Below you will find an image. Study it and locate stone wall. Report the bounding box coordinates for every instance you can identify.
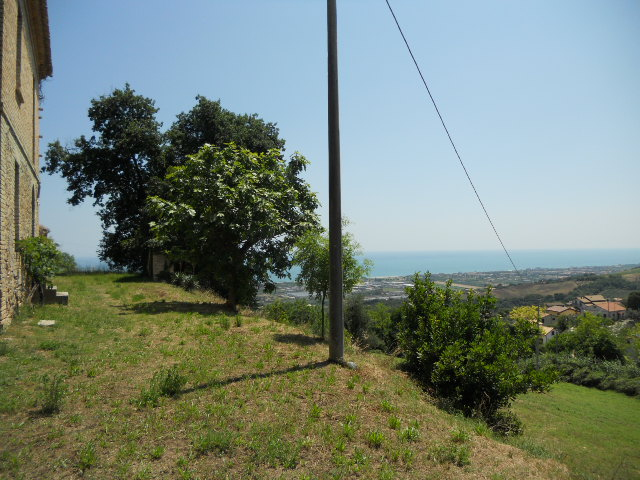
[0,0,50,327]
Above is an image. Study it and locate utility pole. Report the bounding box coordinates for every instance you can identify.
[327,0,345,365]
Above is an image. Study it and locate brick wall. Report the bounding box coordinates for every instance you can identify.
[0,0,47,327]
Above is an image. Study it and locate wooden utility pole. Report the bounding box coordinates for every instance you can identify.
[327,0,344,364]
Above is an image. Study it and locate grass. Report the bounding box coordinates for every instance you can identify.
[0,273,573,479]
[511,382,640,479]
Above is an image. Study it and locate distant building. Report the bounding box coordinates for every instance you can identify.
[575,295,626,320]
[540,325,558,344]
[0,0,52,327]
[541,305,578,327]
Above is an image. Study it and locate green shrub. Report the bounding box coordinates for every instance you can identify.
[38,373,66,414]
[78,442,97,472]
[397,273,557,422]
[262,299,321,330]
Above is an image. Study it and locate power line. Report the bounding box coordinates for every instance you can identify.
[384,0,522,278]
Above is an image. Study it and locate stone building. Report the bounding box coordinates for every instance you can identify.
[0,0,52,327]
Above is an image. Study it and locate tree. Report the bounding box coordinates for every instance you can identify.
[147,143,319,309]
[397,274,556,424]
[164,96,285,168]
[627,291,640,311]
[292,226,372,338]
[43,85,163,272]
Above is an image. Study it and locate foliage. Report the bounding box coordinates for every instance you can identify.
[344,295,370,341]
[170,272,200,292]
[17,236,64,301]
[509,305,543,324]
[292,225,372,337]
[56,251,77,275]
[397,273,557,421]
[366,303,399,353]
[627,291,640,310]
[545,313,624,361]
[529,353,640,396]
[262,299,322,328]
[37,373,66,414]
[164,95,285,167]
[44,85,163,272]
[148,143,319,309]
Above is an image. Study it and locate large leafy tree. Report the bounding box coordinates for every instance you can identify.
[147,143,319,309]
[44,85,163,271]
[164,95,285,167]
[292,226,372,338]
[397,274,556,424]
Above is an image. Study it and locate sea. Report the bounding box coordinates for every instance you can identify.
[75,248,640,279]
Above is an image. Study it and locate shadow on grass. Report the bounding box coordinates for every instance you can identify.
[115,274,153,283]
[120,301,231,316]
[182,360,331,395]
[273,333,324,346]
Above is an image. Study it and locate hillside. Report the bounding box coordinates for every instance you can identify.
[493,267,640,308]
[0,273,570,479]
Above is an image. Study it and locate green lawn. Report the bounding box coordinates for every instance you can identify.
[0,273,569,479]
[512,382,640,480]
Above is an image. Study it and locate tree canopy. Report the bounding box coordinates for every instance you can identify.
[164,96,285,168]
[292,226,372,338]
[44,84,163,271]
[147,143,319,309]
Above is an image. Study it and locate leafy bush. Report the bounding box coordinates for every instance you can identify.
[262,299,322,332]
[17,237,64,302]
[545,313,624,361]
[344,295,370,341]
[170,272,200,292]
[397,273,557,422]
[531,353,640,396]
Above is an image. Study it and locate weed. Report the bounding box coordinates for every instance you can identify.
[309,403,322,420]
[379,463,395,480]
[429,443,471,466]
[131,293,145,302]
[399,426,419,443]
[0,341,9,356]
[137,365,187,407]
[78,442,97,472]
[235,316,243,327]
[347,376,357,389]
[380,399,395,412]
[138,327,151,337]
[335,438,346,452]
[450,428,470,443]
[38,373,66,414]
[193,429,234,455]
[365,430,385,448]
[388,416,401,430]
[38,340,61,351]
[150,446,165,460]
[353,447,369,465]
[219,316,231,330]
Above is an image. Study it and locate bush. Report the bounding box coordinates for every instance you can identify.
[170,272,200,292]
[262,299,322,331]
[397,273,557,422]
[344,295,370,341]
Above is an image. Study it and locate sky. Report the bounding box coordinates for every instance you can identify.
[39,0,640,260]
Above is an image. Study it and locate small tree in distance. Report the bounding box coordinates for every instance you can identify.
[292,224,372,339]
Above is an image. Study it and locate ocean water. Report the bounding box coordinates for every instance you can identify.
[75,248,640,279]
[358,249,640,278]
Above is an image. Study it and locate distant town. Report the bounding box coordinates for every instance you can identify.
[259,263,639,305]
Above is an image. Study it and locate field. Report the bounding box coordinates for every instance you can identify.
[511,383,640,480]
[0,273,570,479]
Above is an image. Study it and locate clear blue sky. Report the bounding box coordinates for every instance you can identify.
[40,0,640,259]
